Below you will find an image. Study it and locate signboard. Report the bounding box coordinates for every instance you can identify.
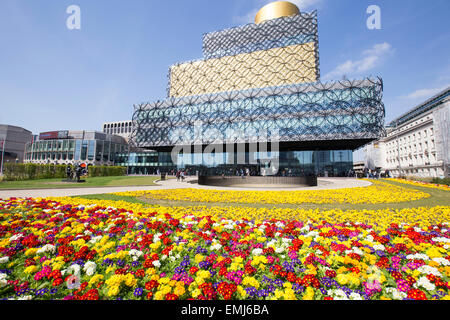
[39,131,69,140]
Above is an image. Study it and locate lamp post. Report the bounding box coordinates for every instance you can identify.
[0,139,5,176]
[395,120,403,177]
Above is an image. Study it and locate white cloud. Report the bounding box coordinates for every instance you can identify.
[233,0,322,25]
[323,42,393,80]
[401,84,450,100]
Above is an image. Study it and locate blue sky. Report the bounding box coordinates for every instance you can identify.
[0,0,449,160]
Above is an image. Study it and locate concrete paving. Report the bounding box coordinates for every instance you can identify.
[0,177,372,199]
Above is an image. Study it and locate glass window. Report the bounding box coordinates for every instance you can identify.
[88,140,95,161]
[81,140,88,161]
[96,140,103,161]
[74,140,82,160]
[103,141,110,162]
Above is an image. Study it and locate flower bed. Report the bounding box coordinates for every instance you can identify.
[1,197,449,300]
[114,180,430,205]
[387,179,450,191]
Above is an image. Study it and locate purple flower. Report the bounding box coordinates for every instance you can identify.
[134,288,143,297]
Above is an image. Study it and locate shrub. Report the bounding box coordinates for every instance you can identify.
[88,166,126,177]
[1,164,126,181]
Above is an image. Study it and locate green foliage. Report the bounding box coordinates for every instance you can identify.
[2,163,126,181]
[404,175,450,186]
[431,177,450,186]
[87,166,127,177]
[3,163,66,181]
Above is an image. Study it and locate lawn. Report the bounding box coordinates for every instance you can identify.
[0,175,162,190]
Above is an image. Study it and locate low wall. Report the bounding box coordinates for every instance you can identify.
[198,175,318,187]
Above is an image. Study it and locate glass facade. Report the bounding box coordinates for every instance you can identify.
[24,139,128,164]
[119,150,353,177]
[130,7,384,180]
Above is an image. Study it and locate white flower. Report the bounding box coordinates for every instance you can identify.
[0,273,7,287]
[414,276,436,291]
[432,257,450,266]
[83,261,97,276]
[67,264,81,276]
[129,249,143,261]
[210,243,222,251]
[432,237,450,243]
[89,236,102,244]
[417,265,442,277]
[306,231,319,238]
[352,247,364,256]
[161,255,167,261]
[275,247,284,254]
[406,253,429,261]
[0,256,9,264]
[152,260,161,268]
[373,244,385,251]
[252,248,263,256]
[37,244,56,254]
[300,225,310,232]
[9,233,24,242]
[349,292,363,300]
[16,295,33,300]
[327,289,349,300]
[385,287,407,300]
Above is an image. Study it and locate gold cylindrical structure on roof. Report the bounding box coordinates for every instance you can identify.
[255,1,300,24]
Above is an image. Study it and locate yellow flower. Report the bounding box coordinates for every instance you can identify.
[24,265,38,274]
[124,274,137,287]
[194,254,204,263]
[336,274,349,285]
[108,285,120,297]
[89,274,104,287]
[25,248,38,256]
[302,287,315,300]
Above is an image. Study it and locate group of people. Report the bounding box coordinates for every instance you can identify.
[362,168,390,179]
[175,170,187,182]
[65,164,85,182]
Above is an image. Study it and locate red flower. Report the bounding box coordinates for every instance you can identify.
[145,280,159,291]
[189,266,199,275]
[135,269,145,278]
[407,289,427,300]
[325,270,337,278]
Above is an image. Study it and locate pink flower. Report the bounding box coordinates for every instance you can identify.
[66,275,80,290]
[396,279,410,293]
[288,251,298,260]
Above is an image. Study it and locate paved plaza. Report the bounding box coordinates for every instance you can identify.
[0,177,372,199]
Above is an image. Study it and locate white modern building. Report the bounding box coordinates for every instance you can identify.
[24,130,128,166]
[102,121,133,142]
[364,86,449,178]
